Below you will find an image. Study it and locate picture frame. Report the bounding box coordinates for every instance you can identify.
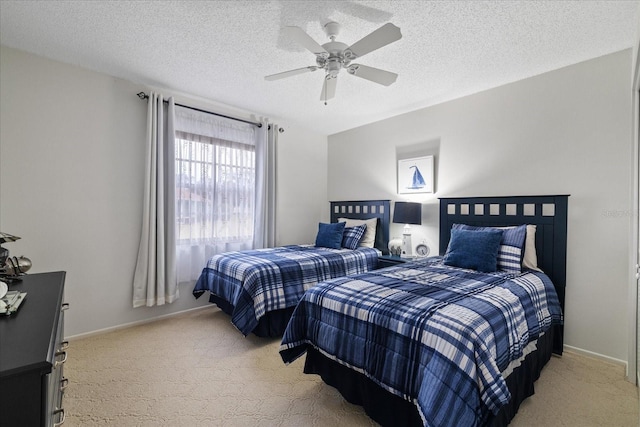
[397,155,434,194]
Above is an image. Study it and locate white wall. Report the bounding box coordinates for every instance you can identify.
[0,45,328,337]
[275,124,328,245]
[328,50,633,363]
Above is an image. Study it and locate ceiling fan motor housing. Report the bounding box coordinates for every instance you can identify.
[322,41,351,75]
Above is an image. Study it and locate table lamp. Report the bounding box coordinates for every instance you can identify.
[392,202,422,257]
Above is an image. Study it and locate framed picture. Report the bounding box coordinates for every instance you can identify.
[397,155,434,194]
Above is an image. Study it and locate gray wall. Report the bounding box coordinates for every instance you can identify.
[0,45,328,337]
[328,50,633,363]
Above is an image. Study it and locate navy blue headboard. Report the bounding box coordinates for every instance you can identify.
[330,200,390,254]
[439,195,569,354]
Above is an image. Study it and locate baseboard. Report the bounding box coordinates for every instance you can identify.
[564,344,628,368]
[66,305,213,341]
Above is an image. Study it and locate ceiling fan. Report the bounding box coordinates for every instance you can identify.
[265,21,402,103]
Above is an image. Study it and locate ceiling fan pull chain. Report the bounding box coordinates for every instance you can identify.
[324,79,328,106]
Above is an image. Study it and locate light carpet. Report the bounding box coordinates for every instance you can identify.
[64,308,639,426]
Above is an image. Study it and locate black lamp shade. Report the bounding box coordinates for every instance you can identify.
[393,202,422,225]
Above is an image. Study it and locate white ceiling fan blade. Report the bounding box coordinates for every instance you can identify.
[347,64,398,86]
[320,76,337,102]
[283,26,329,57]
[265,66,318,81]
[344,23,402,60]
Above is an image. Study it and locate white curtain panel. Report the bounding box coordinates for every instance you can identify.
[173,106,262,284]
[253,123,278,249]
[132,93,178,307]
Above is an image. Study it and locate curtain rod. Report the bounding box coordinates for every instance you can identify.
[137,92,262,128]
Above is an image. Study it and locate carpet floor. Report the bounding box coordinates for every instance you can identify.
[64,307,639,426]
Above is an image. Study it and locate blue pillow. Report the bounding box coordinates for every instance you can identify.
[314,222,346,249]
[452,224,527,273]
[443,228,504,273]
[341,224,367,250]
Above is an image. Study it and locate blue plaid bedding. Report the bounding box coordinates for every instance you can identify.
[280,257,562,426]
[193,245,379,335]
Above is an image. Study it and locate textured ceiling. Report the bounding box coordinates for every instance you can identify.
[0,1,638,135]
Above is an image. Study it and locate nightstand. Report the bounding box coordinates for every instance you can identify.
[377,255,414,269]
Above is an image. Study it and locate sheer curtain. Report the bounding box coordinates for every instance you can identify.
[174,106,267,284]
[132,93,178,307]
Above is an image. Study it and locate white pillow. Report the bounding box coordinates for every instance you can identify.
[523,224,542,272]
[338,217,378,248]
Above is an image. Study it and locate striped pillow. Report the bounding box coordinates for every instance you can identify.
[452,224,527,273]
[341,224,367,250]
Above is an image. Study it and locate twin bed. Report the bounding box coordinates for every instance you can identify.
[193,195,568,427]
[193,200,390,336]
[281,195,568,426]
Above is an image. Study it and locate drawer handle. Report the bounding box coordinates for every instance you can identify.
[61,303,70,311]
[60,377,69,391]
[53,408,65,426]
[54,350,67,368]
[59,340,69,351]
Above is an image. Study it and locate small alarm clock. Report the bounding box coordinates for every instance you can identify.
[415,242,430,257]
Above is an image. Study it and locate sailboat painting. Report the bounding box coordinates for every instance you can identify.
[397,155,434,194]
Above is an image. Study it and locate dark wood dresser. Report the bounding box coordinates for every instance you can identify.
[0,271,68,426]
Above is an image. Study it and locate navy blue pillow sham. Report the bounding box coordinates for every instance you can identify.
[443,228,504,273]
[314,222,346,249]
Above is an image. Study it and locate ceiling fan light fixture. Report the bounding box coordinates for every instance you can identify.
[327,59,341,76]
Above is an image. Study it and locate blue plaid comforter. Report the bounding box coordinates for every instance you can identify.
[280,257,562,426]
[193,245,379,335]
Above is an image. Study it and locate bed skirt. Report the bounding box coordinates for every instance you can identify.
[303,326,557,427]
[208,294,294,337]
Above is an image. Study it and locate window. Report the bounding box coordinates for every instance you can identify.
[173,105,260,284]
[175,131,255,244]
